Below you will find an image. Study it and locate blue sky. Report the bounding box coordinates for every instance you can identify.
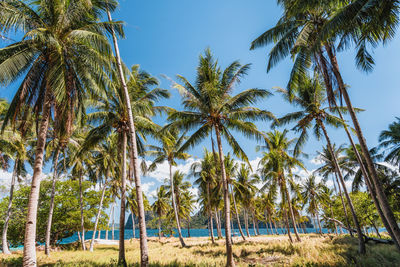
[1,0,400,201]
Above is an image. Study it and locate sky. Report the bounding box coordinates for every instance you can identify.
[1,0,400,206]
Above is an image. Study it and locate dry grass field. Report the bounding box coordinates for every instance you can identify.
[1,234,400,266]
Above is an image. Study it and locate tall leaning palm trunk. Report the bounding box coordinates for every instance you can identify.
[215,126,235,267]
[169,164,186,247]
[324,44,400,248]
[23,88,52,267]
[318,49,398,246]
[282,180,301,242]
[45,147,60,255]
[107,10,149,267]
[2,164,17,255]
[320,121,366,254]
[333,97,399,247]
[90,183,107,252]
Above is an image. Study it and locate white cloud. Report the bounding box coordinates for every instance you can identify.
[145,157,200,183]
[142,182,155,196]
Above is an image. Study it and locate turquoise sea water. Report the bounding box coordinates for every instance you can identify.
[60,227,334,244]
[8,227,347,251]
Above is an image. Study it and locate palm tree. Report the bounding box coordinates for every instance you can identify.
[148,129,190,247]
[301,175,324,234]
[82,64,167,263]
[224,154,246,241]
[126,185,150,242]
[191,149,218,244]
[181,190,196,238]
[0,1,119,264]
[233,164,259,237]
[164,171,192,238]
[251,0,400,248]
[379,118,400,167]
[167,49,274,266]
[88,137,118,252]
[1,113,31,255]
[152,186,170,239]
[258,130,303,243]
[259,184,278,235]
[315,144,353,234]
[273,75,365,252]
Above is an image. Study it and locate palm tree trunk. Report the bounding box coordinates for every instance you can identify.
[45,148,60,255]
[252,214,257,236]
[316,212,323,235]
[107,10,149,266]
[118,131,128,266]
[215,208,222,238]
[283,208,293,243]
[23,87,51,267]
[78,171,86,251]
[330,204,338,235]
[187,215,191,238]
[283,185,301,242]
[112,209,115,240]
[214,125,235,267]
[324,44,400,249]
[320,121,366,254]
[169,164,186,247]
[318,48,396,243]
[90,183,107,252]
[132,213,136,239]
[98,228,101,239]
[369,218,381,238]
[334,101,400,248]
[334,173,352,236]
[106,201,114,240]
[272,220,278,235]
[302,222,307,234]
[244,210,250,237]
[2,164,17,255]
[207,184,215,244]
[158,217,162,240]
[264,213,270,235]
[230,185,246,241]
[209,212,215,244]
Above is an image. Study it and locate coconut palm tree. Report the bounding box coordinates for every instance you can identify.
[181,190,196,238]
[88,137,119,252]
[126,186,150,239]
[233,164,259,237]
[82,64,167,263]
[315,144,353,234]
[152,186,170,239]
[258,130,304,243]
[273,75,365,252]
[224,154,246,241]
[147,129,190,247]
[259,184,278,235]
[1,113,32,255]
[301,175,324,234]
[0,1,119,264]
[191,149,218,243]
[251,0,400,248]
[164,171,192,238]
[379,118,400,167]
[167,49,274,266]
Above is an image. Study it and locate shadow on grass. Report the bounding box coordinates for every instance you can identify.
[1,258,209,267]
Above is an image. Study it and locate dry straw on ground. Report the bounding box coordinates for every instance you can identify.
[1,234,400,266]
